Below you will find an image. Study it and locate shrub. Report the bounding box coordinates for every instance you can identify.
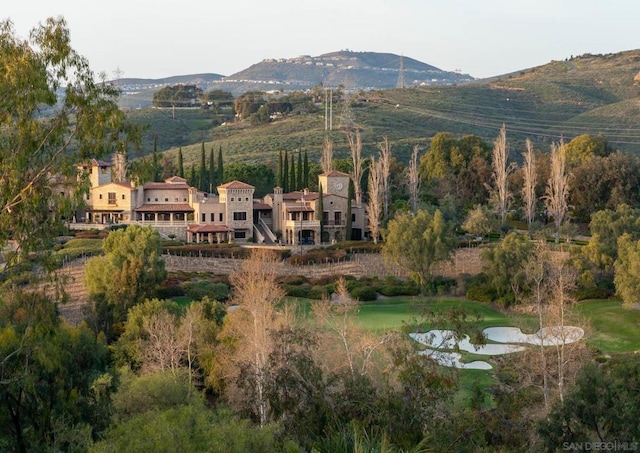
[181,280,230,301]
[156,285,185,300]
[279,275,308,286]
[466,285,496,303]
[349,286,378,301]
[284,283,312,298]
[431,276,457,295]
[308,285,329,300]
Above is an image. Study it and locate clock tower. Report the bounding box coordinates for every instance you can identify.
[319,170,350,197]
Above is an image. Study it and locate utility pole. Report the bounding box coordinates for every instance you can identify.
[397,54,405,89]
[325,88,333,130]
[299,196,305,254]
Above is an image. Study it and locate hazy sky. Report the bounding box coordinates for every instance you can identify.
[5,1,639,80]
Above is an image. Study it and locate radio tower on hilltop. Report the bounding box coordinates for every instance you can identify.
[397,54,406,89]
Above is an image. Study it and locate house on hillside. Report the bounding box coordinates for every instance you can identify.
[75,160,366,245]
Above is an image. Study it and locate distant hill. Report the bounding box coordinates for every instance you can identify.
[124,49,640,165]
[215,50,472,93]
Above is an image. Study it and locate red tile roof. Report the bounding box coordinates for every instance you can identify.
[283,191,319,201]
[319,170,349,177]
[218,180,254,190]
[143,182,190,190]
[134,204,194,212]
[252,203,272,210]
[286,206,315,212]
[188,224,234,233]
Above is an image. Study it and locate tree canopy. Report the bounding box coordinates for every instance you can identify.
[382,209,456,293]
[0,17,123,262]
[85,225,166,332]
[152,84,203,108]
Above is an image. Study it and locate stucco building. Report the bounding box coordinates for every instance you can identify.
[76,160,366,245]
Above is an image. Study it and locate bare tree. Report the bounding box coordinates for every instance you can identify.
[377,136,392,223]
[367,156,383,244]
[320,136,334,173]
[544,141,570,243]
[312,278,389,381]
[346,129,364,205]
[339,92,356,131]
[178,302,204,394]
[487,124,516,230]
[546,252,582,406]
[519,244,588,413]
[217,249,289,427]
[407,145,422,213]
[521,139,537,236]
[141,310,182,376]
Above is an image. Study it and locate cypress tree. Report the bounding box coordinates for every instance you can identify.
[289,152,296,193]
[152,136,160,182]
[346,179,353,241]
[303,150,309,189]
[209,146,215,193]
[178,148,184,178]
[277,150,283,188]
[318,183,324,244]
[283,152,289,192]
[297,149,303,190]
[217,146,224,184]
[189,165,197,187]
[199,143,207,191]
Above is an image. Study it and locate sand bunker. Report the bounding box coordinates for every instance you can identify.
[483,326,584,346]
[410,326,585,370]
[410,330,525,355]
[417,348,493,370]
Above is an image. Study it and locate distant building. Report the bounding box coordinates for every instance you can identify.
[75,161,366,245]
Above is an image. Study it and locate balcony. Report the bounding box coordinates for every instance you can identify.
[284,219,321,230]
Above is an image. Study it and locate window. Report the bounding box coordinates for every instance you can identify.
[183,198,187,202]
[233,212,247,221]
[147,197,151,202]
[201,213,206,222]
[323,211,329,222]
[121,194,125,200]
[210,213,215,221]
[234,231,246,239]
[164,198,168,202]
[99,194,103,200]
[155,198,158,202]
[230,197,234,202]
[334,212,342,224]
[245,197,249,201]
[108,193,116,205]
[352,213,356,222]
[219,213,223,222]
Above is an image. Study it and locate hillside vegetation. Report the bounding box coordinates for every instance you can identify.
[125,50,640,168]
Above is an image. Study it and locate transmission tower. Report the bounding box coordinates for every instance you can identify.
[396,54,406,89]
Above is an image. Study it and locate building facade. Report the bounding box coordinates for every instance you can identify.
[76,161,366,245]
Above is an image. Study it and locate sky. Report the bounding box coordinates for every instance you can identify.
[5,0,640,80]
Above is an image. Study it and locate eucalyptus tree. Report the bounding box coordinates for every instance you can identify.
[0,17,123,266]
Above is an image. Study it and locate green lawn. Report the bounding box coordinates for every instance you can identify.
[283,296,640,356]
[575,299,640,354]
[355,297,527,332]
[343,296,640,355]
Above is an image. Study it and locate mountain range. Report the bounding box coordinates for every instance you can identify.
[117,50,472,106]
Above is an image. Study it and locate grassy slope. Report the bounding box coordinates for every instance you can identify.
[126,50,640,169]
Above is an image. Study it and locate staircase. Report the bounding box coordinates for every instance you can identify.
[255,220,277,244]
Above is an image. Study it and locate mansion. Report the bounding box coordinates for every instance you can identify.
[75,159,366,246]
